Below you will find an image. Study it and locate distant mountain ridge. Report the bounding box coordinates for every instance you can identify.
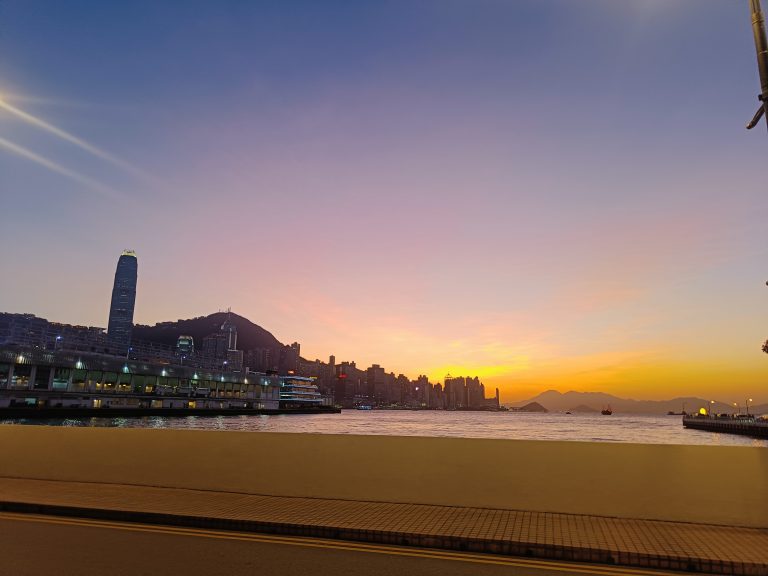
[509,390,768,415]
[511,401,548,413]
[569,404,598,413]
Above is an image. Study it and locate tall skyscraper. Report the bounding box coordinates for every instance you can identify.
[107,250,138,352]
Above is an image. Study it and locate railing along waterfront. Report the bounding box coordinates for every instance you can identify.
[683,414,768,438]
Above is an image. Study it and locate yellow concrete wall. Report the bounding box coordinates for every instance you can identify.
[0,426,766,527]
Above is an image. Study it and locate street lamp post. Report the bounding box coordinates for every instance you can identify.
[747,397,753,415]
[710,400,716,418]
[747,0,768,130]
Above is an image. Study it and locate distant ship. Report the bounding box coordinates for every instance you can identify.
[601,405,613,415]
[668,402,687,416]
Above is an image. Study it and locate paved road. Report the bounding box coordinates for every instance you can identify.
[0,513,697,576]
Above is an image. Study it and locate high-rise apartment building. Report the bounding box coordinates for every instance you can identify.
[366,364,387,403]
[107,250,138,351]
[202,332,228,359]
[279,342,301,374]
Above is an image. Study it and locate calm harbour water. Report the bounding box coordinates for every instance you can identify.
[3,410,767,447]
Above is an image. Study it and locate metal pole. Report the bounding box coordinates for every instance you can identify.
[747,0,768,130]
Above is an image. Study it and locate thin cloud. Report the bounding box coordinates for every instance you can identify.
[0,136,123,199]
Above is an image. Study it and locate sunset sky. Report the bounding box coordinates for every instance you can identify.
[0,1,766,403]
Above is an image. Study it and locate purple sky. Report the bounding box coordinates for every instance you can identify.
[0,1,766,401]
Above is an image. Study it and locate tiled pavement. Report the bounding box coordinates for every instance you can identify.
[1,477,766,575]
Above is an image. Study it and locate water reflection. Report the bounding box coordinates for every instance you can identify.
[1,411,766,447]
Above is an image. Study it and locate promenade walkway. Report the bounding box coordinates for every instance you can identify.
[1,477,766,575]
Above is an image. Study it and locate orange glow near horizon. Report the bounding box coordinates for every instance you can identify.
[409,348,767,404]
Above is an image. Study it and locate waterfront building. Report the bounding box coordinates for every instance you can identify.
[0,313,109,354]
[444,375,464,409]
[442,375,498,410]
[366,364,386,403]
[414,375,430,408]
[334,371,349,407]
[467,376,484,408]
[0,313,50,347]
[334,361,364,407]
[433,382,446,409]
[0,344,283,413]
[395,373,410,405]
[107,250,138,352]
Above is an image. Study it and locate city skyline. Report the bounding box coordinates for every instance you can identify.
[2,247,765,406]
[1,1,767,402]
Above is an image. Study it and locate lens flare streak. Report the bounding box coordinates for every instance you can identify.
[0,136,123,199]
[0,97,148,180]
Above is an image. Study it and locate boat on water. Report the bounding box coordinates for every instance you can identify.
[279,375,327,409]
[668,402,687,416]
[601,405,613,415]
